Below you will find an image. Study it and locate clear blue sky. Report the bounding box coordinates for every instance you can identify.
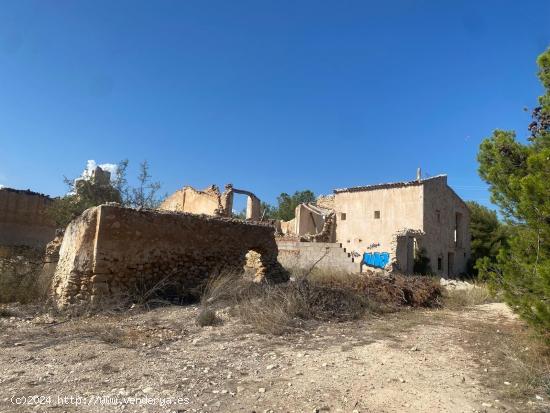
[1,1,548,210]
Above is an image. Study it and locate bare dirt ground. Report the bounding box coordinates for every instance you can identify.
[0,302,548,413]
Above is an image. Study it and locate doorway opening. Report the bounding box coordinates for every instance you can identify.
[225,186,261,220]
[447,252,454,277]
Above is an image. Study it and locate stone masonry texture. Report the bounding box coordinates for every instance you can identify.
[52,204,288,307]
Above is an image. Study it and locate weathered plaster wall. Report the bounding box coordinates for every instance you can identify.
[245,193,261,220]
[159,185,223,216]
[332,176,471,276]
[422,176,471,276]
[0,188,56,248]
[51,208,99,305]
[277,241,360,273]
[52,205,288,307]
[225,187,262,220]
[295,204,325,237]
[333,184,424,268]
[278,204,334,240]
[279,218,296,235]
[160,184,262,221]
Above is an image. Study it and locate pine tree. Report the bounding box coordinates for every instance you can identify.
[466,201,509,276]
[477,47,550,336]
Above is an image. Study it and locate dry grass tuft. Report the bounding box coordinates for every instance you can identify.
[198,270,443,335]
[442,284,496,310]
[196,307,221,327]
[235,285,300,335]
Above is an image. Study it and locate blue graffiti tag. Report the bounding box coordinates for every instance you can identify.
[362,252,390,269]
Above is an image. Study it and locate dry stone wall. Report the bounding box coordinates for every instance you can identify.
[0,245,45,302]
[0,188,58,302]
[52,205,288,307]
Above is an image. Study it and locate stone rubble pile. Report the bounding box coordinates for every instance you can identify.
[439,278,475,290]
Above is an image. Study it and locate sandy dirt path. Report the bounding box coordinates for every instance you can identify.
[0,302,547,413]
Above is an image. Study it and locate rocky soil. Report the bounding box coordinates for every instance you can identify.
[0,302,547,413]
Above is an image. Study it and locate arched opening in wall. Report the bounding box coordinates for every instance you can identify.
[228,188,261,221]
[231,193,250,219]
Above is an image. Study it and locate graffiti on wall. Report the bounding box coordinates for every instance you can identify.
[363,251,390,269]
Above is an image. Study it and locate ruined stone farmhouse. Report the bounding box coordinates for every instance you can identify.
[0,166,470,307]
[0,175,287,307]
[277,175,471,277]
[159,174,471,277]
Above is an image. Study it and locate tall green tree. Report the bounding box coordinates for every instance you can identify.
[477,47,550,335]
[260,201,277,220]
[466,201,509,276]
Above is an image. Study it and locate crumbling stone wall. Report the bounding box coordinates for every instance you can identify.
[52,204,288,307]
[278,218,296,235]
[277,203,335,242]
[225,185,261,220]
[243,250,263,276]
[161,183,262,221]
[0,245,45,302]
[160,185,225,216]
[316,194,335,210]
[0,236,62,304]
[0,188,58,302]
[38,232,64,294]
[0,188,56,248]
[300,212,335,243]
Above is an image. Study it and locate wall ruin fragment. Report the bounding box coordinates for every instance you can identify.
[0,188,58,302]
[224,185,261,220]
[276,202,335,242]
[0,188,56,248]
[160,183,262,221]
[52,204,288,307]
[160,185,226,216]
